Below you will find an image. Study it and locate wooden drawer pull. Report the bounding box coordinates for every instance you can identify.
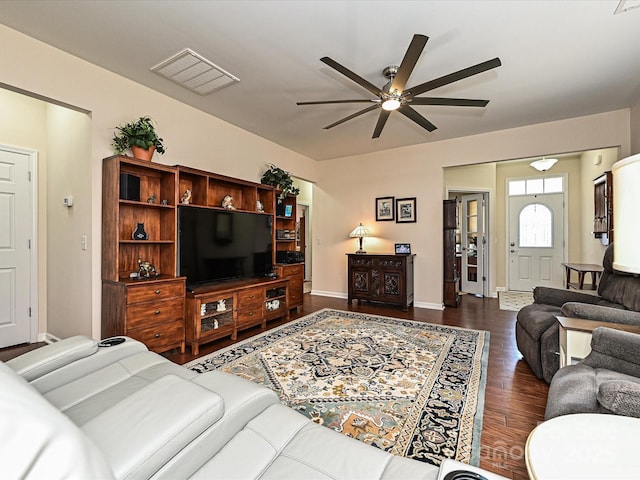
[249,312,254,316]
[155,289,161,295]
[155,310,161,315]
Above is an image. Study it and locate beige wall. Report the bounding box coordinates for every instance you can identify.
[0,23,635,335]
[313,111,630,308]
[46,104,93,338]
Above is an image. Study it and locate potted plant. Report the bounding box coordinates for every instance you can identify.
[260,164,300,203]
[112,116,166,161]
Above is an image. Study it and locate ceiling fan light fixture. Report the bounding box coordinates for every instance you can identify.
[382,97,401,111]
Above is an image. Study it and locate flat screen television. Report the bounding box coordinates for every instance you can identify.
[178,206,273,289]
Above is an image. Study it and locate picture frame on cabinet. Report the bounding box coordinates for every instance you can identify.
[395,243,411,254]
[376,196,395,221]
[396,197,417,223]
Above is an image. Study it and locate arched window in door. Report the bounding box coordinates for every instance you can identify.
[519,203,552,247]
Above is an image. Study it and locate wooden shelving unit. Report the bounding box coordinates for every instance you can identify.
[101,155,185,354]
[102,158,304,354]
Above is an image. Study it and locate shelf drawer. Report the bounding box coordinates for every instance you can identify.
[128,319,184,352]
[237,288,263,308]
[282,264,304,277]
[127,280,184,304]
[237,306,263,328]
[126,297,184,329]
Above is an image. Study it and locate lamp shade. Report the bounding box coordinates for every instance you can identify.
[349,223,370,254]
[612,153,640,273]
[530,158,558,172]
[349,223,370,238]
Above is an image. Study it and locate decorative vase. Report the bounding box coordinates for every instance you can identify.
[132,222,149,240]
[131,145,155,161]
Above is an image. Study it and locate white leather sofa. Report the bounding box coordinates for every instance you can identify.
[1,335,504,480]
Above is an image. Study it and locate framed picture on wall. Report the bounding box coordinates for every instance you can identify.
[376,196,395,221]
[396,197,417,223]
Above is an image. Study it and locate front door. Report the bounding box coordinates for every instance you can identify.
[461,193,486,296]
[0,146,36,348]
[508,193,564,291]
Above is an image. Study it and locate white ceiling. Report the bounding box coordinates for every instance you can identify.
[1,1,639,161]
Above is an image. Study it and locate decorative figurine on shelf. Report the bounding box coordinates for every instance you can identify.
[147,193,157,204]
[137,258,158,278]
[161,199,168,205]
[222,195,236,210]
[217,299,227,312]
[181,189,192,205]
[256,200,264,213]
[132,222,149,240]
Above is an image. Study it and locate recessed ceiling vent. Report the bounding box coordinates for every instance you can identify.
[151,48,239,95]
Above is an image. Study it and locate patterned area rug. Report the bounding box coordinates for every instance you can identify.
[498,290,534,311]
[186,308,489,467]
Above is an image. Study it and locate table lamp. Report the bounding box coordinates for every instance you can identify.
[349,223,370,254]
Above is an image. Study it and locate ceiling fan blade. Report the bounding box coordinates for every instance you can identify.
[390,34,428,94]
[410,97,489,107]
[297,99,376,105]
[405,57,502,98]
[323,104,379,130]
[372,110,391,138]
[398,105,437,132]
[320,56,384,97]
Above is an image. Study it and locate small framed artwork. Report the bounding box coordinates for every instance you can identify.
[396,197,417,223]
[375,196,395,221]
[395,243,411,255]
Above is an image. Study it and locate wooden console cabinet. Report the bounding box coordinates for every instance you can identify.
[185,278,289,355]
[346,254,415,311]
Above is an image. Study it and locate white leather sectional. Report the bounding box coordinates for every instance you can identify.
[1,335,504,480]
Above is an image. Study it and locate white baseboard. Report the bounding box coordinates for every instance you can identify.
[310,291,444,311]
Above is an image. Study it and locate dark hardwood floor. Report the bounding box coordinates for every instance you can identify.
[1,293,547,479]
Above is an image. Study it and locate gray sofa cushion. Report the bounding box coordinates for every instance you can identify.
[597,380,640,418]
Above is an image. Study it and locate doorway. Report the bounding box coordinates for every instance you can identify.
[507,182,566,291]
[0,145,38,348]
[460,193,488,296]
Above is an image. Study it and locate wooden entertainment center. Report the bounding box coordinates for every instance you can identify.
[101,156,303,354]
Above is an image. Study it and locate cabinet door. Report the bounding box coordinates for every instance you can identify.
[375,259,405,302]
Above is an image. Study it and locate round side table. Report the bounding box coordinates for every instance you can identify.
[526,413,640,479]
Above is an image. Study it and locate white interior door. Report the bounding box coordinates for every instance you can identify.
[508,193,564,291]
[461,193,486,296]
[0,146,35,348]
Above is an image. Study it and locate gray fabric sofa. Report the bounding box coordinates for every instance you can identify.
[515,244,640,383]
[1,335,506,480]
[545,327,640,419]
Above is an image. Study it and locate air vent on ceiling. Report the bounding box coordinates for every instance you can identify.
[151,48,239,95]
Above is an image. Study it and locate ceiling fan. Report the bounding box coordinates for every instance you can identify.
[297,34,501,138]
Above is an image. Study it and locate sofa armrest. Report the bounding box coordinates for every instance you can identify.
[82,374,224,480]
[561,302,640,325]
[533,286,600,308]
[6,336,98,382]
[581,327,640,377]
[597,380,640,418]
